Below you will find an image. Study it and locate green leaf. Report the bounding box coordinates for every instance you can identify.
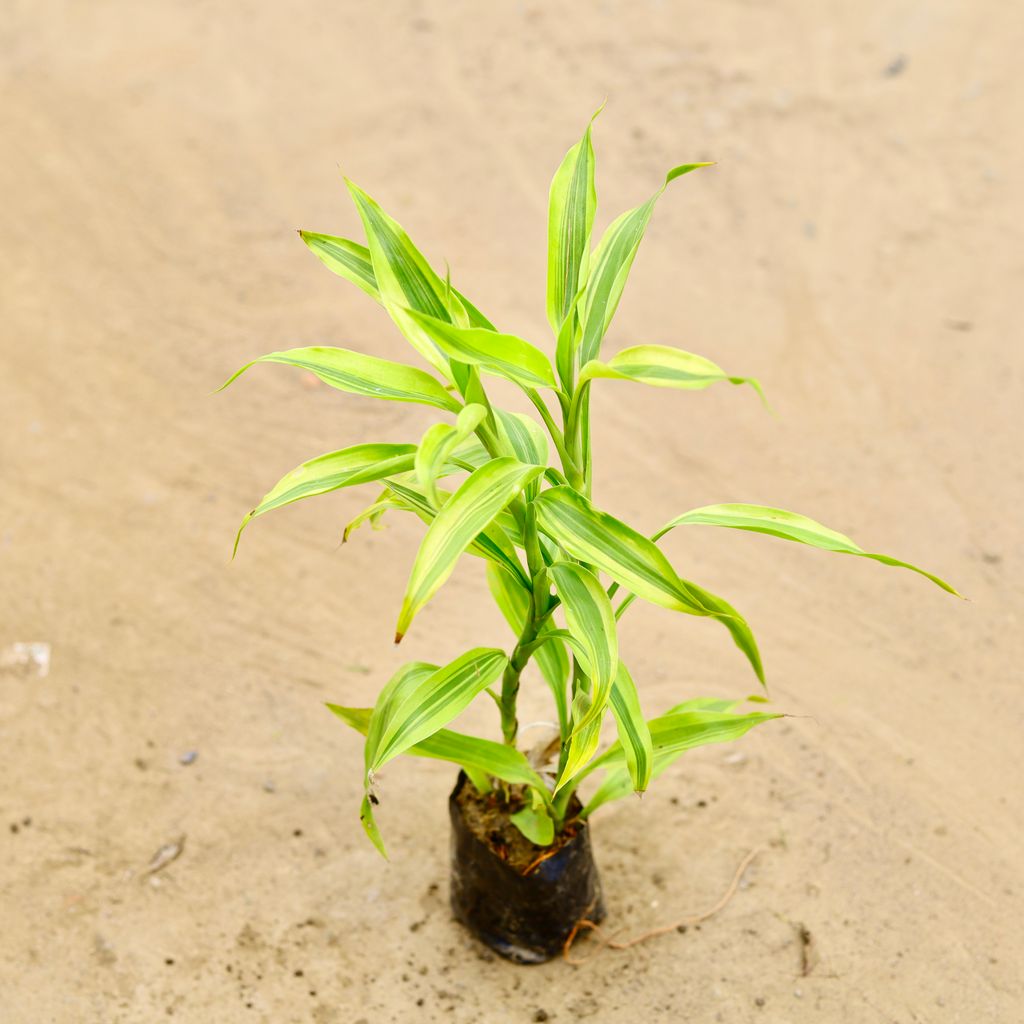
[327,702,549,793]
[555,286,585,393]
[359,794,387,857]
[550,562,617,692]
[370,648,509,771]
[510,802,555,846]
[581,708,781,816]
[533,487,711,617]
[299,231,380,300]
[580,163,712,365]
[486,563,570,738]
[342,492,402,543]
[678,577,765,688]
[534,486,764,685]
[218,346,460,412]
[608,662,653,794]
[666,696,743,714]
[345,179,463,377]
[655,503,961,596]
[549,562,618,769]
[234,443,417,556]
[547,112,599,333]
[453,290,497,331]
[362,661,438,775]
[396,459,544,640]
[415,404,488,506]
[579,344,765,403]
[495,410,549,467]
[299,230,494,329]
[555,686,605,794]
[384,477,531,590]
[404,309,558,391]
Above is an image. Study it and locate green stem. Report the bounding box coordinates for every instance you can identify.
[526,388,581,484]
[500,508,555,745]
[565,380,589,445]
[499,601,556,745]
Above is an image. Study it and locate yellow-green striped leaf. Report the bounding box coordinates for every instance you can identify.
[549,561,618,750]
[607,662,653,794]
[666,696,743,714]
[677,577,765,687]
[415,404,487,506]
[327,702,548,793]
[555,285,584,392]
[555,685,605,794]
[405,309,558,391]
[218,346,460,412]
[547,113,598,333]
[495,410,549,467]
[579,344,764,403]
[299,231,381,300]
[656,503,961,596]
[534,486,711,617]
[582,708,781,816]
[342,491,401,543]
[362,661,438,775]
[534,486,764,684]
[234,443,417,556]
[580,163,712,365]
[486,563,570,738]
[550,562,617,688]
[396,459,544,640]
[300,230,495,329]
[345,180,464,377]
[371,648,508,770]
[385,477,530,590]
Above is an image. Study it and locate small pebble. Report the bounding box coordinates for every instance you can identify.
[179,751,198,766]
[262,780,276,793]
[884,54,907,77]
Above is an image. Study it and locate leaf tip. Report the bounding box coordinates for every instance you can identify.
[665,161,716,184]
[231,512,254,561]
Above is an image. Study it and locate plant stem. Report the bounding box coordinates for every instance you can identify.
[499,630,535,746]
[500,511,555,745]
[526,388,581,485]
[499,601,557,744]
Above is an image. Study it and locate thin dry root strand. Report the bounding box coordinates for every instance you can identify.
[521,846,562,877]
[562,847,762,966]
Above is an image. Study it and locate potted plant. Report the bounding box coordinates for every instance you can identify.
[221,116,957,964]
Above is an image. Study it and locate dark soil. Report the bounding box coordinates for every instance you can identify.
[454,780,582,874]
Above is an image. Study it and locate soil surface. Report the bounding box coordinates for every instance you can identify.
[455,778,581,874]
[3,2,1023,1022]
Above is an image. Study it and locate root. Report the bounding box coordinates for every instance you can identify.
[562,847,762,965]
